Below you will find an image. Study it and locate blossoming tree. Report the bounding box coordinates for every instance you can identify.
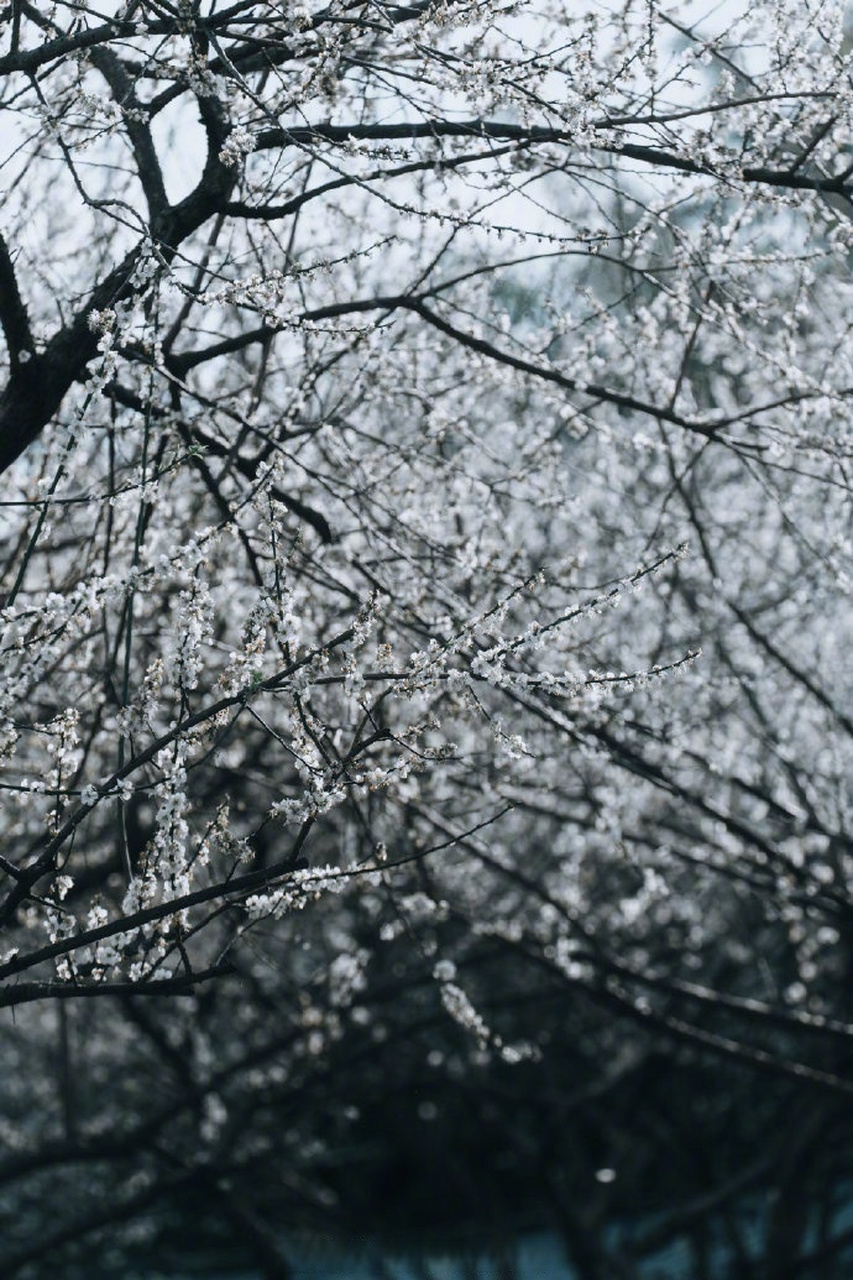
[2,0,853,1274]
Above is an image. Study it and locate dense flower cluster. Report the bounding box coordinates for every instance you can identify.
[1,0,853,1272]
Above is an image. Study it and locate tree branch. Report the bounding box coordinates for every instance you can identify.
[87,45,170,223]
[0,230,34,374]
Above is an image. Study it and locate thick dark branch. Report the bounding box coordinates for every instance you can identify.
[152,79,234,247]
[88,45,169,222]
[0,965,231,1009]
[254,119,853,201]
[10,0,22,52]
[0,248,139,475]
[170,322,280,372]
[0,230,34,373]
[0,84,234,477]
[254,118,577,151]
[0,17,176,76]
[0,820,314,984]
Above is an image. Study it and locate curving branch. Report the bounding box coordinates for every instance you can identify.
[87,45,169,223]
